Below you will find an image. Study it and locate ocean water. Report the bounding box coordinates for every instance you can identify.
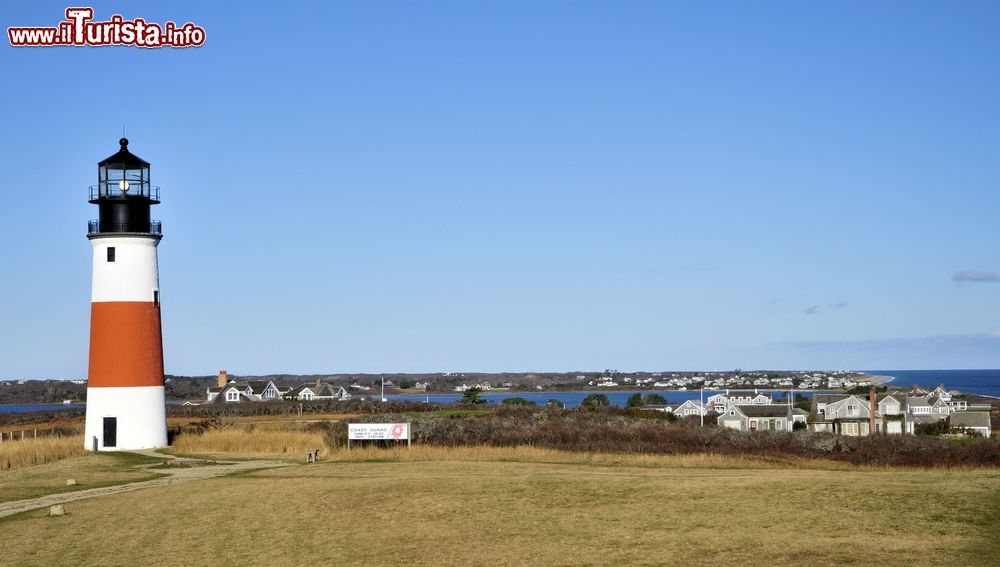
[866,369,1000,398]
[0,403,85,414]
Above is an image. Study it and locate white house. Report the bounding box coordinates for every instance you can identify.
[673,400,709,417]
[706,390,772,413]
[288,380,352,401]
[207,379,280,403]
[718,403,806,432]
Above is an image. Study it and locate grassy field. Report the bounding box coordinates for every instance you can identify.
[0,449,164,503]
[2,446,998,566]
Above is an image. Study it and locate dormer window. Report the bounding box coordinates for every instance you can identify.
[226,390,239,402]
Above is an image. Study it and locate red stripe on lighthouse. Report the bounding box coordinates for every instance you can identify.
[88,301,164,388]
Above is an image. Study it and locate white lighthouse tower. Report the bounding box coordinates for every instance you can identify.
[83,138,168,451]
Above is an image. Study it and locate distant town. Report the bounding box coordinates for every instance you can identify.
[1,369,884,405]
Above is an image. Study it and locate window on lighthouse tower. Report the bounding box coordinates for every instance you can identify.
[107,247,115,262]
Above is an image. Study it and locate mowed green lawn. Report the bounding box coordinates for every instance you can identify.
[3,453,999,566]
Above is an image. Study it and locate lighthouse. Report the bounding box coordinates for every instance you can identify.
[84,138,167,451]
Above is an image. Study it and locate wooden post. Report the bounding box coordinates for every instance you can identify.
[34,429,37,438]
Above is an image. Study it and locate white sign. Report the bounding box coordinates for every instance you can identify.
[348,423,410,441]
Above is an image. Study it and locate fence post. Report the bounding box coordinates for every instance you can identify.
[34,429,37,438]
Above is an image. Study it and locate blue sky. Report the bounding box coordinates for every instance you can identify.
[1,1,998,377]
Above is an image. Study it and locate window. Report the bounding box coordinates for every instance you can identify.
[729,410,735,416]
[776,421,784,430]
[153,290,159,307]
[225,390,239,402]
[107,247,116,262]
[847,405,857,415]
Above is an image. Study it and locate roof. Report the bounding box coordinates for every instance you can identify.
[736,405,793,417]
[244,380,273,395]
[950,412,991,429]
[210,387,253,404]
[877,393,906,404]
[812,394,847,404]
[98,138,149,168]
[907,397,931,407]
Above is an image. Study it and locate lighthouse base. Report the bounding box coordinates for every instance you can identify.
[84,386,168,451]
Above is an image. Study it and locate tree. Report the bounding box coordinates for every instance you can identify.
[626,392,644,408]
[461,387,486,404]
[546,399,565,409]
[501,397,535,406]
[644,393,667,405]
[580,393,610,412]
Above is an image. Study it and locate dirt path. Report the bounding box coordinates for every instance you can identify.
[0,450,290,519]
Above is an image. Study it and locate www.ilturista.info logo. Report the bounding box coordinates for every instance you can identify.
[8,7,205,48]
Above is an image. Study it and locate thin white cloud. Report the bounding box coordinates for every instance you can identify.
[953,271,1000,283]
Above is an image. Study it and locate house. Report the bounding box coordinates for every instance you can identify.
[205,370,281,403]
[706,390,772,413]
[673,400,708,417]
[876,393,907,434]
[718,403,806,432]
[809,394,879,435]
[287,380,352,401]
[808,386,973,436]
[207,380,281,403]
[949,412,991,437]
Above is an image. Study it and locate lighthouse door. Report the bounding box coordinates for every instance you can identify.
[103,417,118,448]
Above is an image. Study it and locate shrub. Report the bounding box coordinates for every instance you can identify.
[501,397,536,406]
[644,393,667,405]
[580,394,610,412]
[461,388,486,405]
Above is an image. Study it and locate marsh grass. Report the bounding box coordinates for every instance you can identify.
[0,432,86,471]
[168,426,327,459]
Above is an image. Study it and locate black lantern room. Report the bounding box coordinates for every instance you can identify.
[88,138,161,238]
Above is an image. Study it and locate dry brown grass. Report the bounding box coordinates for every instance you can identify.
[2,448,998,566]
[167,428,993,473]
[0,433,86,471]
[169,427,326,459]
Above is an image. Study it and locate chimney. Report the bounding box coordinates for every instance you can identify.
[912,384,919,395]
[869,385,877,436]
[218,370,228,388]
[315,378,321,388]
